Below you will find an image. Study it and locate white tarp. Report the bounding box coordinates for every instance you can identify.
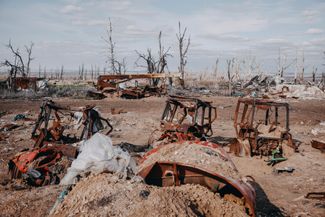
[60,133,136,185]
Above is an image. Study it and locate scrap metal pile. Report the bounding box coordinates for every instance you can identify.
[95,73,179,99]
[0,76,47,92]
[8,99,113,186]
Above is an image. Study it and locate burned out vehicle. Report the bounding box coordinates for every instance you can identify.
[96,73,175,98]
[8,99,113,186]
[233,98,298,160]
[31,99,113,147]
[148,95,217,145]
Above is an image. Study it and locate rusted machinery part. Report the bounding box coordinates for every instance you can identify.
[311,140,325,153]
[305,192,325,200]
[8,144,78,186]
[11,77,41,91]
[138,162,256,216]
[138,141,256,216]
[32,99,113,148]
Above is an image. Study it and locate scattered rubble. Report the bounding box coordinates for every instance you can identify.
[0,88,324,217]
[0,123,20,132]
[305,192,325,200]
[311,140,325,153]
[229,74,325,100]
[273,166,295,174]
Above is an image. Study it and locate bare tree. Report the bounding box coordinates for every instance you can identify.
[213,58,219,79]
[278,48,295,79]
[1,40,35,78]
[103,18,126,75]
[176,22,190,85]
[293,49,307,83]
[321,51,325,90]
[312,66,317,83]
[135,31,171,86]
[300,50,305,81]
[226,59,235,95]
[157,31,171,73]
[243,56,260,78]
[135,49,156,74]
[60,65,64,80]
[25,42,34,76]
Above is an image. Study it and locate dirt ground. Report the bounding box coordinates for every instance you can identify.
[0,96,324,217]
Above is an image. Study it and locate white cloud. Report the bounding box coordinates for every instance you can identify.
[60,5,83,14]
[305,28,324,34]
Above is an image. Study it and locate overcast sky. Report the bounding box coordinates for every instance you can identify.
[0,0,324,75]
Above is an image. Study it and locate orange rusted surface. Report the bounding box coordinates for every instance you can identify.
[138,140,256,216]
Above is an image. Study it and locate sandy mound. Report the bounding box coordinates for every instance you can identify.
[51,173,248,217]
[139,141,241,180]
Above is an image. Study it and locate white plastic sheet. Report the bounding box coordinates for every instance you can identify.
[60,133,136,185]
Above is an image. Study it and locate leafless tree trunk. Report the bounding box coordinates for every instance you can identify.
[226,59,234,95]
[277,48,295,80]
[214,59,219,79]
[135,31,171,86]
[79,64,84,80]
[300,50,305,82]
[103,18,126,75]
[135,49,156,74]
[312,66,317,83]
[157,31,171,74]
[25,42,34,76]
[176,22,190,86]
[60,65,64,80]
[1,40,35,78]
[38,64,41,78]
[43,67,47,78]
[91,65,94,80]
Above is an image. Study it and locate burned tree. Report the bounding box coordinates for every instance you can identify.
[25,42,34,76]
[321,51,325,91]
[135,49,156,74]
[213,58,219,79]
[135,31,171,86]
[226,59,235,95]
[1,40,35,90]
[312,66,317,83]
[277,48,295,79]
[103,19,126,75]
[156,31,171,74]
[1,40,34,78]
[176,22,190,85]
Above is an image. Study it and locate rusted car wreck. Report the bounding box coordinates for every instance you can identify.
[232,98,298,159]
[96,73,179,99]
[148,95,217,145]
